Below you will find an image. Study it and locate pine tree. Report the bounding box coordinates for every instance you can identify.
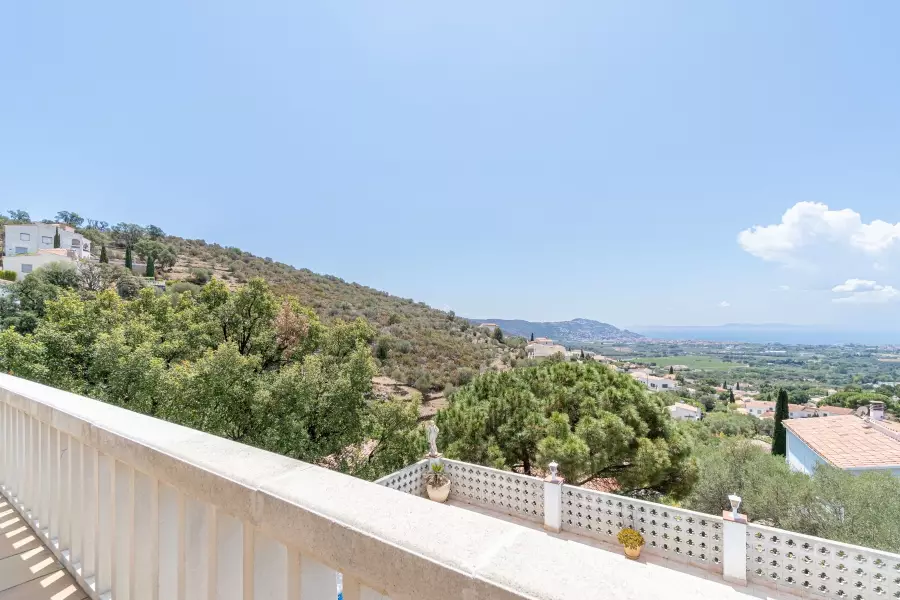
[145,255,155,277]
[125,246,133,270]
[99,244,108,263]
[772,388,790,457]
[669,366,674,375]
[53,228,60,248]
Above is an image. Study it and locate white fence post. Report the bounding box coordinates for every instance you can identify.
[542,462,563,533]
[721,495,747,586]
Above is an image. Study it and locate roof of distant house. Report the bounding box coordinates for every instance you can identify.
[669,402,700,414]
[784,416,900,469]
[743,400,808,413]
[478,323,498,327]
[815,405,856,416]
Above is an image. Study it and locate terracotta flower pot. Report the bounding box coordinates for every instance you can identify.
[624,546,642,560]
[427,481,450,503]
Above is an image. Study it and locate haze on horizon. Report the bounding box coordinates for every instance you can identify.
[3,2,900,328]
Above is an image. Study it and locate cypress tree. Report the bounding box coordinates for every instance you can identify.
[669,365,674,375]
[145,255,155,277]
[772,388,790,457]
[736,382,740,391]
[99,244,108,263]
[53,228,60,248]
[729,389,735,403]
[125,246,133,270]
[530,333,534,342]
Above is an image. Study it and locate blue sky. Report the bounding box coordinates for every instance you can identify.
[3,2,900,328]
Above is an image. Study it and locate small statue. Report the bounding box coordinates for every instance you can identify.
[426,421,439,456]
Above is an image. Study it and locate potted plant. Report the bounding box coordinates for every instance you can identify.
[426,462,450,502]
[617,527,645,560]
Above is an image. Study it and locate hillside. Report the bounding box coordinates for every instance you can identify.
[160,238,518,392]
[469,317,642,345]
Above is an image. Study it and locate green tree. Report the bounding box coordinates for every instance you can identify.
[145,255,155,278]
[736,382,740,391]
[145,224,165,239]
[99,244,108,263]
[772,388,789,456]
[530,333,534,342]
[437,361,696,497]
[493,327,503,342]
[729,389,735,403]
[6,210,30,222]
[53,228,61,248]
[124,247,133,270]
[55,211,85,228]
[112,223,145,249]
[669,365,674,375]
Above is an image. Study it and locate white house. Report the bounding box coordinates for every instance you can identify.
[2,248,79,278]
[743,400,854,419]
[667,402,701,421]
[526,341,567,359]
[4,223,91,259]
[785,405,900,477]
[630,371,679,392]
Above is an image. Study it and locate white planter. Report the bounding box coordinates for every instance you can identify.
[427,481,450,503]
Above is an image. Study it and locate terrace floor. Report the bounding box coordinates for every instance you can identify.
[0,500,87,600]
[445,499,802,600]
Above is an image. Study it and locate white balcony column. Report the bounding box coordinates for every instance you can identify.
[48,426,59,541]
[542,462,564,534]
[133,472,159,600]
[114,461,135,600]
[69,439,83,571]
[81,445,98,582]
[157,483,185,600]
[184,498,215,600]
[214,513,243,600]
[97,452,116,595]
[722,495,748,586]
[39,422,50,533]
[59,433,71,553]
[252,532,290,599]
[299,554,337,600]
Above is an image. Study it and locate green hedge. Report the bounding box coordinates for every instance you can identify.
[0,270,17,282]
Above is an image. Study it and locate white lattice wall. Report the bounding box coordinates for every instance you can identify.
[375,459,428,497]
[747,524,900,600]
[442,460,544,523]
[560,485,723,571]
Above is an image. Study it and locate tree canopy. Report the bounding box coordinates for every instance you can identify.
[436,361,697,498]
[0,275,424,480]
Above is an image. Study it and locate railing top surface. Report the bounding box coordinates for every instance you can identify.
[747,521,900,560]
[0,373,742,600]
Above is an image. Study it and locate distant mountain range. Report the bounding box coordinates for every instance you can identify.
[469,318,643,344]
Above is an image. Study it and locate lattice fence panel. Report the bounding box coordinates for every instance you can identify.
[561,485,722,572]
[375,459,428,497]
[747,524,900,600]
[442,460,544,523]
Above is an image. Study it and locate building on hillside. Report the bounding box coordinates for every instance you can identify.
[477,323,498,333]
[630,371,679,392]
[526,341,567,359]
[531,337,555,346]
[1,248,79,278]
[743,400,854,419]
[667,402,701,421]
[4,223,92,258]
[785,407,900,477]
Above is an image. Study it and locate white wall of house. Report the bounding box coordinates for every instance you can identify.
[2,252,77,277]
[785,429,826,476]
[668,404,701,421]
[4,224,91,258]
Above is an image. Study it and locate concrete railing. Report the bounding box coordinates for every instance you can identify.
[746,522,900,600]
[2,373,714,600]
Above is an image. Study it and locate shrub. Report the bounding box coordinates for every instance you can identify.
[617,528,645,548]
[0,270,16,282]
[189,268,212,285]
[170,281,201,294]
[115,275,144,299]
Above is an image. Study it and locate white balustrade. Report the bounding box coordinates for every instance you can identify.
[374,459,429,497]
[0,372,677,600]
[559,485,724,571]
[747,523,900,600]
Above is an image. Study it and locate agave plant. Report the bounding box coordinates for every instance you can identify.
[427,462,449,487]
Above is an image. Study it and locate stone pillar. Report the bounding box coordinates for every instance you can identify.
[722,509,748,585]
[543,462,564,533]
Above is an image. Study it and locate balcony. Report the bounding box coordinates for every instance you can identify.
[0,372,898,600]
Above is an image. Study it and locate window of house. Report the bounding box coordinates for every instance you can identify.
[71,239,81,248]
[42,236,53,245]
[19,233,30,241]
[21,264,33,274]
[14,247,28,254]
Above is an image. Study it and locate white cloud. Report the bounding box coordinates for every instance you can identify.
[831,279,900,304]
[832,279,879,293]
[777,285,790,291]
[718,300,731,308]
[738,202,900,265]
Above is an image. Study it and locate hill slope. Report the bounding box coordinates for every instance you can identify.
[161,238,513,391]
[469,318,642,345]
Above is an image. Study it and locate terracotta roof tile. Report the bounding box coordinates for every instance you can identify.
[785,416,900,469]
